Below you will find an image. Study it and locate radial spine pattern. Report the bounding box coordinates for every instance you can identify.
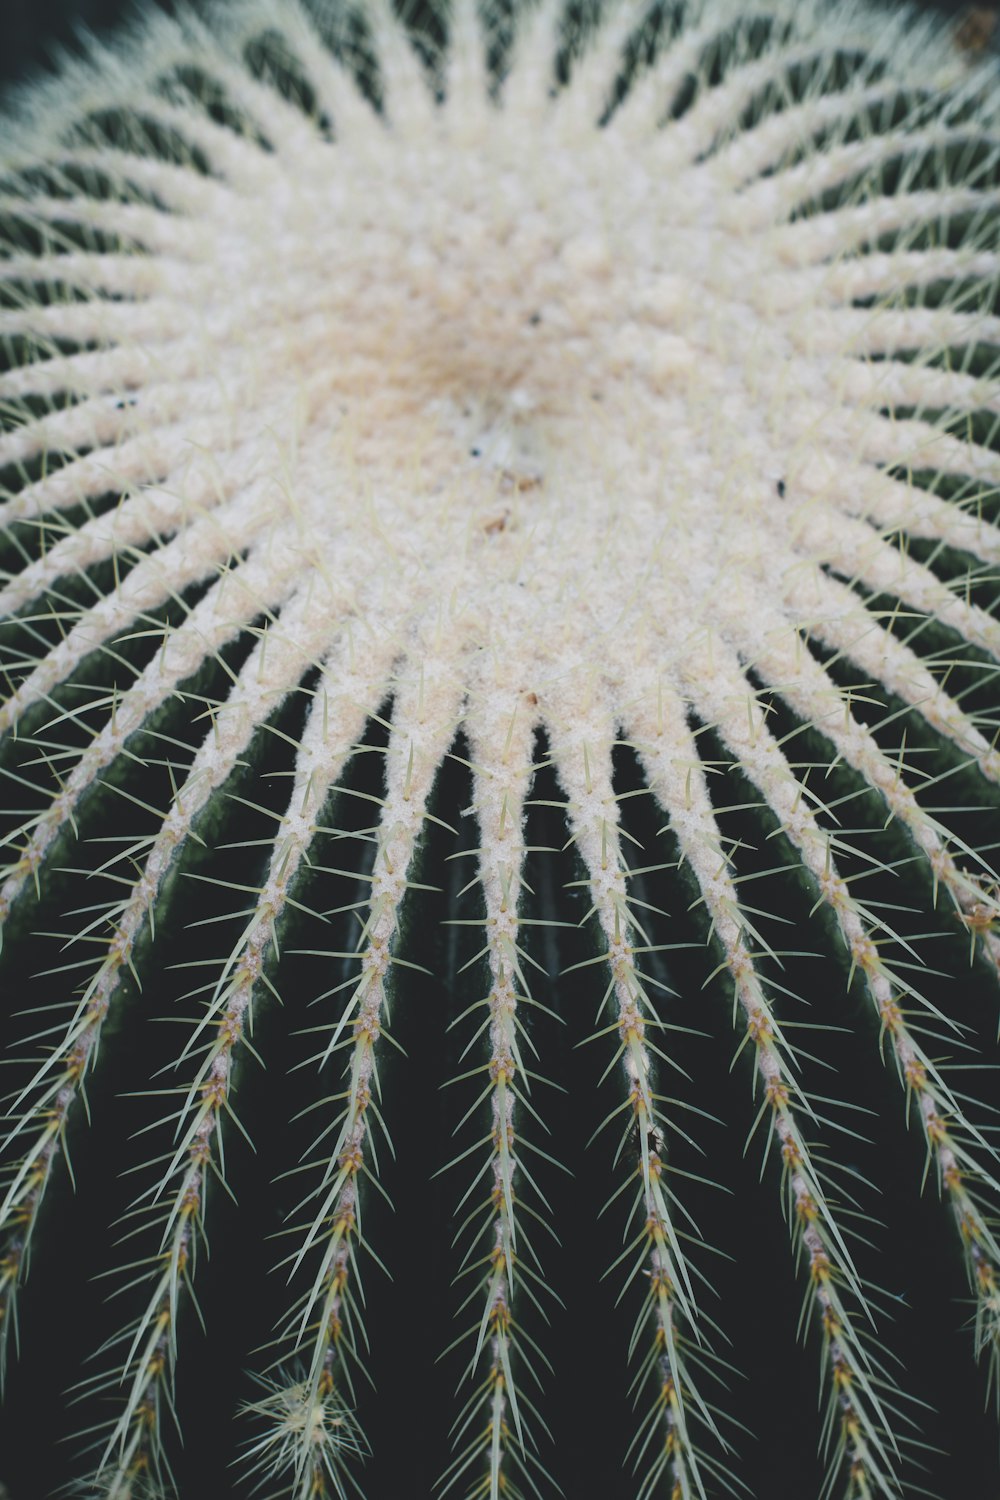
[1,1,1000,1497]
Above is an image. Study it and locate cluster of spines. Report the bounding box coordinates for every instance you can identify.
[264,649,467,1494]
[43,630,391,1496]
[437,692,554,1500]
[543,682,726,1500]
[634,644,1000,1489]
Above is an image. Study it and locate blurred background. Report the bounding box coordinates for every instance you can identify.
[0,0,987,91]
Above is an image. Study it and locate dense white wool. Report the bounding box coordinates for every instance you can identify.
[1,1,1000,1498]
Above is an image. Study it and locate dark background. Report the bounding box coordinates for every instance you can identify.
[0,0,984,90]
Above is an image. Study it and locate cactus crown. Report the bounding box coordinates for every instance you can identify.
[1,1,1000,1497]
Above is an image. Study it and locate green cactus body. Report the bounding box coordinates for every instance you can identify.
[1,2,999,1496]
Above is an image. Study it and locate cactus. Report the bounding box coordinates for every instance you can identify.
[1,0,1000,1496]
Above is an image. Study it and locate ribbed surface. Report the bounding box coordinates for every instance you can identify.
[1,3,999,1497]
